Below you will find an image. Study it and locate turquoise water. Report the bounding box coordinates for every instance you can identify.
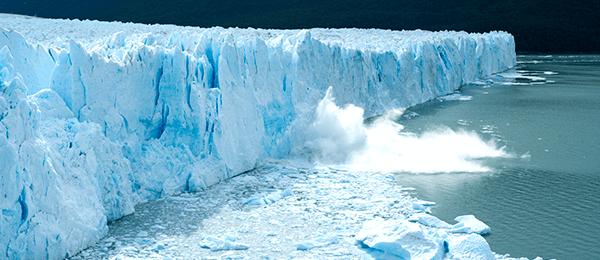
[397,55,600,259]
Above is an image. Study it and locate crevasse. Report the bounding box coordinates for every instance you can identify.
[0,16,515,259]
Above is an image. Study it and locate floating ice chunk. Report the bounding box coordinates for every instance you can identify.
[243,189,293,206]
[457,119,470,126]
[446,233,495,260]
[450,215,491,235]
[296,242,318,251]
[471,79,494,86]
[438,93,473,102]
[408,213,452,228]
[543,71,558,75]
[296,235,340,251]
[401,111,420,120]
[355,218,445,259]
[135,237,153,245]
[151,224,166,230]
[199,236,249,251]
[498,72,546,81]
[412,199,436,213]
[414,199,436,206]
[496,71,551,87]
[151,243,167,253]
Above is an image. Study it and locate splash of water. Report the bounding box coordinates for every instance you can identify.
[305,87,507,173]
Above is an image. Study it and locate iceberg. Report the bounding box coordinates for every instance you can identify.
[446,233,495,260]
[408,212,452,228]
[0,14,515,258]
[412,199,437,213]
[356,218,495,259]
[356,218,446,259]
[450,215,492,235]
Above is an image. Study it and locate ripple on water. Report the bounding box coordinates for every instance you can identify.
[398,167,600,259]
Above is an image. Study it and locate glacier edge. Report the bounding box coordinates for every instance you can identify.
[0,15,515,259]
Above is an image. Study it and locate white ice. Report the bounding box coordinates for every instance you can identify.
[356,215,497,259]
[199,236,249,251]
[356,218,446,259]
[450,215,492,235]
[408,213,452,228]
[446,233,495,259]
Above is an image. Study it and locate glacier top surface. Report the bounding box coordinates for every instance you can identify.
[0,13,509,54]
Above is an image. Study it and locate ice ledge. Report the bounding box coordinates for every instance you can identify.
[0,15,515,259]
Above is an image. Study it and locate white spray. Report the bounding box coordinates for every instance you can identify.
[305,87,507,173]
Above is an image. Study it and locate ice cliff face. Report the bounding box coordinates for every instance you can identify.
[0,15,516,258]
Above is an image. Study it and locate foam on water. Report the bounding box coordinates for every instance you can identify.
[306,87,507,173]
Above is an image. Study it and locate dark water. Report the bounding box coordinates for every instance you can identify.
[397,55,600,259]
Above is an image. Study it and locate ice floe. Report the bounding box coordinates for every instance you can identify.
[450,215,492,235]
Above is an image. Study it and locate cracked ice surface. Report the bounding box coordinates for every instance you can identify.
[71,161,415,259]
[71,161,523,259]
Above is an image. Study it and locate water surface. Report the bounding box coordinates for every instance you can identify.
[397,55,600,259]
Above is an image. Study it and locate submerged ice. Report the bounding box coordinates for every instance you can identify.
[0,14,515,258]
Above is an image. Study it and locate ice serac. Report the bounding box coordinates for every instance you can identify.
[0,15,516,258]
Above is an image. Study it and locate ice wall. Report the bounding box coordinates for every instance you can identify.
[0,15,516,258]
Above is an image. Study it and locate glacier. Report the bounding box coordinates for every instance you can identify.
[0,14,515,259]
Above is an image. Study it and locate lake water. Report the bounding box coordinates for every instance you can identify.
[397,55,600,259]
